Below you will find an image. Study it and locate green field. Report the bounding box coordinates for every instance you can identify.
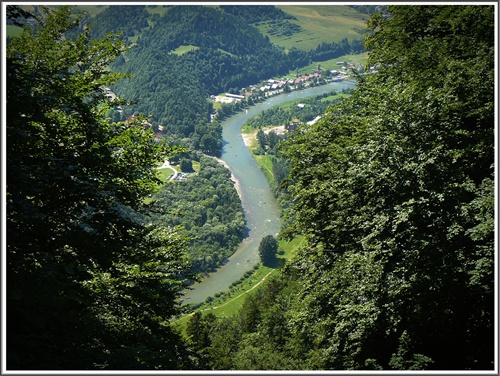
[6,24,23,38]
[254,154,276,184]
[72,5,108,17]
[171,44,200,56]
[321,92,350,102]
[156,166,174,182]
[145,5,170,16]
[174,235,304,333]
[258,5,368,51]
[295,51,370,75]
[157,160,201,177]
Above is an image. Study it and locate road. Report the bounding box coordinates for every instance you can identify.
[157,160,177,180]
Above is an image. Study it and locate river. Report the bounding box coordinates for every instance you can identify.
[184,80,357,304]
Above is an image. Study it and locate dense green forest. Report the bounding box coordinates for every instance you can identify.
[183,5,495,370]
[87,5,150,40]
[6,4,495,372]
[148,155,245,275]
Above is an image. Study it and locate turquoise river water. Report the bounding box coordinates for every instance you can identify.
[184,80,357,304]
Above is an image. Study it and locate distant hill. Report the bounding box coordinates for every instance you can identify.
[88,5,150,40]
[97,6,291,143]
[82,4,370,154]
[265,5,371,51]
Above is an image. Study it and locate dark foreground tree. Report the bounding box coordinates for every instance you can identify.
[7,6,194,370]
[280,5,494,370]
[258,235,278,267]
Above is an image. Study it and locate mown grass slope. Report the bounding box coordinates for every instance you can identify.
[174,235,304,335]
[259,5,369,51]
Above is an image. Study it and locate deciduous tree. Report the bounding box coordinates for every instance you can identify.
[7,6,193,369]
[280,5,494,370]
[258,235,278,266]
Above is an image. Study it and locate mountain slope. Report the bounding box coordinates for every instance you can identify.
[86,5,369,153]
[264,5,369,51]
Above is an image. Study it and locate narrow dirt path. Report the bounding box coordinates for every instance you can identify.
[157,160,177,180]
[197,269,275,313]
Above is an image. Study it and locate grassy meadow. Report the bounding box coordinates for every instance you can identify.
[295,51,370,76]
[171,45,200,56]
[260,5,368,51]
[174,235,304,333]
[6,24,23,38]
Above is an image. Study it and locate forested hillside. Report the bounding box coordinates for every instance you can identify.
[148,155,246,275]
[88,5,150,40]
[91,5,290,133]
[85,5,366,156]
[185,5,496,371]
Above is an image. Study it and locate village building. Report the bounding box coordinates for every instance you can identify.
[286,118,301,133]
[307,115,322,125]
[212,94,241,103]
[225,93,245,100]
[102,87,117,101]
[126,114,152,130]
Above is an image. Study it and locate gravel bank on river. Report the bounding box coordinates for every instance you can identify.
[212,156,242,199]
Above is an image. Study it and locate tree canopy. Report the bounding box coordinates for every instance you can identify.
[258,235,279,266]
[7,6,194,369]
[148,155,246,274]
[279,5,495,369]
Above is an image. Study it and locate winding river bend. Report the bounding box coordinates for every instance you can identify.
[184,80,357,304]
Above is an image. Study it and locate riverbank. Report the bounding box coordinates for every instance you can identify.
[241,132,253,147]
[211,156,242,199]
[174,235,304,333]
[183,80,357,305]
[241,125,286,148]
